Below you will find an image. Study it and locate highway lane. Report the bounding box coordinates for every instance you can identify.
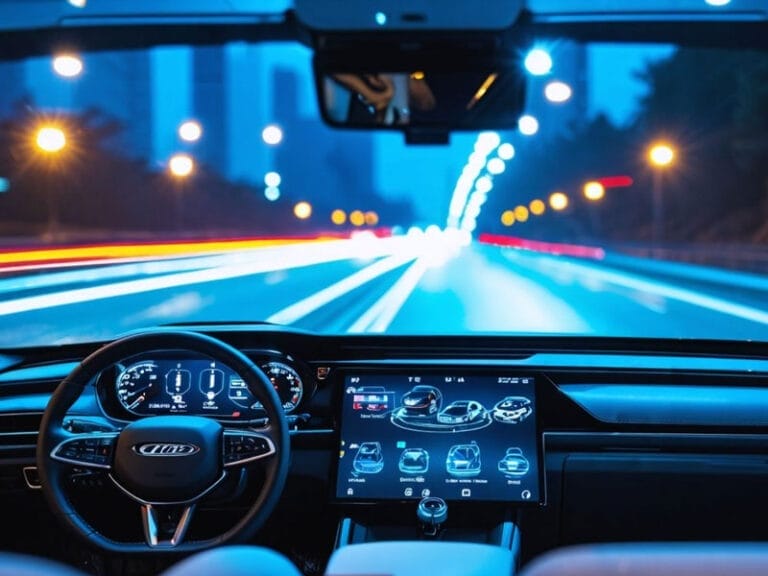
[383,244,768,338]
[1,236,768,347]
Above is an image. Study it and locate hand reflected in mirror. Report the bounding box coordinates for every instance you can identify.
[329,73,436,126]
[332,73,396,124]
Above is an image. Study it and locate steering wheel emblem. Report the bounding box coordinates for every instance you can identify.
[134,443,200,456]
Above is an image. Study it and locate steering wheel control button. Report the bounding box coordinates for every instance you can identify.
[51,434,118,469]
[223,431,275,466]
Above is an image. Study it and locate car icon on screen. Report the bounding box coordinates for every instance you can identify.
[398,448,429,474]
[446,442,481,477]
[437,400,486,425]
[400,385,442,416]
[352,442,384,474]
[492,396,532,423]
[497,447,530,477]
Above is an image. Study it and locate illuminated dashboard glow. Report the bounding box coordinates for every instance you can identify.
[113,358,303,419]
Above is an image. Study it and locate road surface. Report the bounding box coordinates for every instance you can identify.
[1,234,768,347]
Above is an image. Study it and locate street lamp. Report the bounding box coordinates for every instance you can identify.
[524,49,552,76]
[168,153,194,178]
[529,199,546,216]
[544,81,572,104]
[331,209,347,225]
[294,201,312,220]
[262,125,283,145]
[647,142,676,245]
[349,210,365,227]
[168,154,194,231]
[583,181,606,202]
[34,125,68,239]
[518,115,539,136]
[549,192,569,211]
[52,54,84,78]
[178,120,202,143]
[36,126,66,153]
[364,211,379,226]
[514,205,530,223]
[649,143,675,167]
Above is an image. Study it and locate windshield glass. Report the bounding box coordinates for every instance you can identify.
[1,39,767,346]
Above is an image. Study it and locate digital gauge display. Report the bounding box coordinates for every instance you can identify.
[114,358,304,419]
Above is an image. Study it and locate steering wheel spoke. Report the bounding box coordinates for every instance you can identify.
[50,432,120,470]
[222,429,276,467]
[141,503,195,548]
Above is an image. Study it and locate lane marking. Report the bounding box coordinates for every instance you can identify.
[506,251,768,326]
[347,258,429,333]
[266,253,417,325]
[0,238,416,317]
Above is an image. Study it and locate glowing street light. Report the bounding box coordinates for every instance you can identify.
[262,125,283,145]
[178,120,202,142]
[501,210,515,227]
[331,209,347,225]
[518,115,539,136]
[514,205,530,223]
[349,210,365,227]
[497,143,515,160]
[293,201,312,220]
[544,81,572,103]
[648,143,675,167]
[647,141,677,245]
[365,211,379,226]
[549,192,569,211]
[52,54,83,78]
[264,186,280,201]
[529,199,546,216]
[168,153,194,178]
[264,171,281,187]
[36,126,66,153]
[34,125,69,239]
[524,49,552,76]
[486,157,505,175]
[583,181,606,201]
[475,176,493,194]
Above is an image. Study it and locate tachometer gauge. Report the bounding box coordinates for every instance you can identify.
[261,362,304,413]
[116,361,160,412]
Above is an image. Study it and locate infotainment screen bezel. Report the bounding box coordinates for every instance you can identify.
[330,366,546,507]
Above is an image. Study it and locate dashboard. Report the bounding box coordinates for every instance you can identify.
[4,326,768,564]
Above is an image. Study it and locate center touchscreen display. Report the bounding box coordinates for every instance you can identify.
[336,373,540,503]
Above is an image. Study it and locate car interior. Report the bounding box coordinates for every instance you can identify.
[1,0,768,575]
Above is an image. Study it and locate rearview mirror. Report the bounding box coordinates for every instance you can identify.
[316,64,526,143]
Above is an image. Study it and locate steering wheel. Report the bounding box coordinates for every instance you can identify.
[36,331,290,553]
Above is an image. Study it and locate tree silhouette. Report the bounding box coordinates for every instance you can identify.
[482,46,768,247]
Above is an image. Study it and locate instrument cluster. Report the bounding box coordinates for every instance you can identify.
[97,352,310,422]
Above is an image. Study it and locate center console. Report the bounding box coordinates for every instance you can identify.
[331,370,542,572]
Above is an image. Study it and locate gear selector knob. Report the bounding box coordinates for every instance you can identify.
[417,496,448,537]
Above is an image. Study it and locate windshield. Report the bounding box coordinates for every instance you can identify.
[1,39,767,346]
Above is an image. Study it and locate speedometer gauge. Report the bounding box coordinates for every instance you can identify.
[261,362,303,413]
[116,361,160,412]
